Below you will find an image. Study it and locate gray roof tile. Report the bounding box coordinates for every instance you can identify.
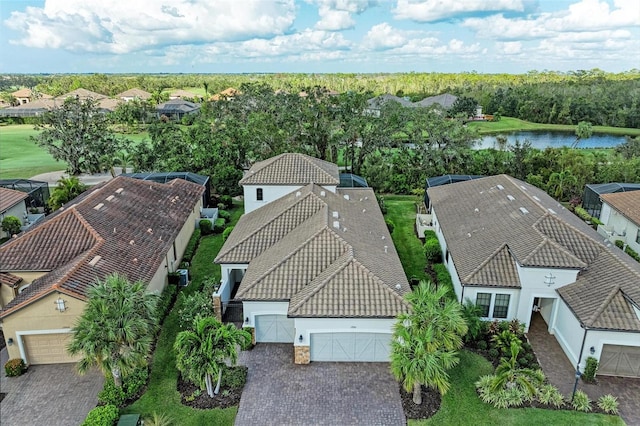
[239,153,339,185]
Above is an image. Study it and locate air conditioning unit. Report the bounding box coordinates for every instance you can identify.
[177,269,189,287]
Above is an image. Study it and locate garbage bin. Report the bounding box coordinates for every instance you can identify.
[178,269,189,287]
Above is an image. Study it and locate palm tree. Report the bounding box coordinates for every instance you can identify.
[546,169,577,200]
[391,281,468,404]
[174,317,251,397]
[490,341,545,397]
[113,151,133,174]
[68,273,158,387]
[48,176,87,210]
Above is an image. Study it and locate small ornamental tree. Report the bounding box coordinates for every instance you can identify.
[1,215,22,236]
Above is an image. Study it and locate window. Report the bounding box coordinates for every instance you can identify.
[256,188,263,201]
[476,293,491,317]
[493,294,510,319]
[636,229,640,244]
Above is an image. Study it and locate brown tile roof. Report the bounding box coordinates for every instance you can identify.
[57,88,108,100]
[170,89,198,98]
[218,183,409,318]
[239,153,340,186]
[0,176,204,317]
[0,272,22,288]
[0,187,28,214]
[11,88,32,98]
[116,88,152,100]
[428,174,640,332]
[601,191,640,226]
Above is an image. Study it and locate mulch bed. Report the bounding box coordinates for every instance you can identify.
[177,367,247,410]
[399,384,442,420]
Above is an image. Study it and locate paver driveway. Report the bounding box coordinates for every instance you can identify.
[235,344,406,426]
[0,349,104,426]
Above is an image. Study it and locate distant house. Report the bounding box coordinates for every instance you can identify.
[0,187,28,238]
[210,87,239,101]
[597,191,640,254]
[0,176,204,365]
[582,182,640,218]
[156,99,201,120]
[215,153,409,364]
[116,88,152,102]
[11,88,34,105]
[169,89,199,100]
[428,175,640,378]
[414,93,458,109]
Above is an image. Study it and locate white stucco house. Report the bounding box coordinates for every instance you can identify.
[597,191,640,255]
[215,153,409,364]
[0,187,29,238]
[427,175,640,378]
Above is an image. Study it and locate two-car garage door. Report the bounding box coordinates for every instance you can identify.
[310,332,391,362]
[599,344,640,378]
[22,333,81,365]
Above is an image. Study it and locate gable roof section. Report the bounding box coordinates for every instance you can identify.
[117,88,152,99]
[0,272,22,288]
[0,176,204,317]
[0,187,28,213]
[534,214,603,264]
[239,153,340,186]
[601,191,640,226]
[57,88,107,100]
[465,244,520,287]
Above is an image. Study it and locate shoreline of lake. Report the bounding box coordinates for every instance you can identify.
[476,130,628,150]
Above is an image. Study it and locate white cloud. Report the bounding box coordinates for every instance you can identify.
[4,0,296,54]
[362,23,409,50]
[497,41,522,55]
[308,0,377,30]
[393,0,526,22]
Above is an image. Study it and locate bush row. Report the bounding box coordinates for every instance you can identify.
[81,404,119,426]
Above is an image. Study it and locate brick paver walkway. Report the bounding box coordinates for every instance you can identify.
[527,313,640,425]
[0,348,104,426]
[235,344,406,426]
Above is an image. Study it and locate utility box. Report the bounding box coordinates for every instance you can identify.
[177,269,189,287]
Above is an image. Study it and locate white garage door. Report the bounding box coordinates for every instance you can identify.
[255,315,295,343]
[311,332,391,362]
[22,333,81,365]
[599,344,640,378]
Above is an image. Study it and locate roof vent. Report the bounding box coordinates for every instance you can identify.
[362,209,366,213]
[115,188,124,194]
[364,196,368,200]
[395,284,401,290]
[474,208,479,213]
[343,194,350,200]
[519,207,529,215]
[520,185,527,191]
[94,203,104,210]
[548,208,556,214]
[533,196,541,201]
[497,184,504,190]
[507,195,515,201]
[381,235,386,240]
[333,220,340,229]
[384,245,388,253]
[296,191,302,197]
[320,190,326,197]
[129,240,135,245]
[147,228,153,233]
[88,255,102,266]
[332,211,339,218]
[106,195,115,201]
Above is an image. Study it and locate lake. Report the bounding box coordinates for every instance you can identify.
[476,131,628,150]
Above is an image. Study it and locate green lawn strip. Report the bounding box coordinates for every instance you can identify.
[384,195,428,282]
[121,203,244,425]
[411,351,623,426]
[469,117,640,137]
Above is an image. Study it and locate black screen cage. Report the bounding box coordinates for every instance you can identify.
[120,172,211,207]
[582,183,640,218]
[424,175,484,208]
[0,179,50,209]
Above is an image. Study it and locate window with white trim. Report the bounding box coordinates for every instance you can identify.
[256,188,263,201]
[476,293,491,317]
[493,294,510,319]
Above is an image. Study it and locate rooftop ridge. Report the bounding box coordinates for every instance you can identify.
[520,236,587,268]
[534,210,607,252]
[464,243,510,282]
[588,284,622,325]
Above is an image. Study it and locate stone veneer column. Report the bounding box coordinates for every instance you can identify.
[212,295,222,322]
[294,346,310,364]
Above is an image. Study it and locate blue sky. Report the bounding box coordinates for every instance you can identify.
[0,0,638,74]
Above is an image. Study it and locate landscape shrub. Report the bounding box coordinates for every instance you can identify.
[625,246,640,262]
[218,210,231,220]
[81,404,119,426]
[176,291,215,330]
[213,218,226,234]
[222,226,234,242]
[423,230,437,240]
[385,218,395,234]
[476,340,488,350]
[583,356,598,382]
[123,367,149,400]
[182,229,201,263]
[221,365,248,389]
[376,194,387,214]
[424,238,441,263]
[571,390,592,412]
[433,264,453,296]
[1,216,22,236]
[202,277,220,295]
[4,358,26,377]
[155,283,178,324]
[597,394,619,415]
[538,384,564,407]
[220,195,233,209]
[199,219,213,235]
[574,207,593,222]
[98,379,126,407]
[614,240,624,249]
[487,348,499,360]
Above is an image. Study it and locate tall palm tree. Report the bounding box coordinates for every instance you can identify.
[547,169,577,200]
[48,176,87,210]
[174,317,251,397]
[68,273,158,387]
[391,281,468,404]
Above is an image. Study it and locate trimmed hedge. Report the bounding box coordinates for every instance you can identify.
[218,210,231,220]
[385,219,395,234]
[182,229,201,263]
[155,283,178,325]
[213,218,226,234]
[199,219,213,235]
[81,404,119,426]
[424,238,441,263]
[222,226,234,242]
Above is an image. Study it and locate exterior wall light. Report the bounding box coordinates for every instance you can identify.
[245,317,249,324]
[590,346,595,355]
[7,338,14,346]
[299,335,303,343]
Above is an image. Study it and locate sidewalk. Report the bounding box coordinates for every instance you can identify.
[30,167,128,187]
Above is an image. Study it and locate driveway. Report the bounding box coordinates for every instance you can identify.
[235,344,405,426]
[0,348,104,426]
[528,314,640,425]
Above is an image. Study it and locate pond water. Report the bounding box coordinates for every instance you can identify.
[476,131,629,150]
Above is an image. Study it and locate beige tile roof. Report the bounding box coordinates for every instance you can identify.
[117,88,152,100]
[218,183,409,318]
[57,88,108,100]
[170,89,198,98]
[0,187,28,214]
[428,174,640,331]
[0,176,204,317]
[601,191,640,226]
[239,153,340,186]
[11,88,32,98]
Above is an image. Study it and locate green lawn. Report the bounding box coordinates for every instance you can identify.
[385,195,428,282]
[0,124,150,179]
[411,351,624,426]
[469,117,640,137]
[121,202,243,425]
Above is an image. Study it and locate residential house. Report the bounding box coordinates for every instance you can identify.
[11,88,34,105]
[169,89,199,100]
[583,182,640,219]
[116,88,152,102]
[0,176,204,365]
[414,93,458,109]
[156,99,200,120]
[428,175,640,378]
[0,187,28,238]
[215,153,409,364]
[598,191,640,254]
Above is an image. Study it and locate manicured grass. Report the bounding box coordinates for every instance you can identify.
[410,351,623,426]
[469,117,640,137]
[121,203,244,425]
[384,195,428,282]
[0,124,150,179]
